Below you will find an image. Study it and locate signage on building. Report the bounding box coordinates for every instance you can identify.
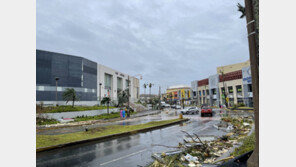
[242,66,252,84]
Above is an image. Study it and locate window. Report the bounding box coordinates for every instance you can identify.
[248,84,252,92]
[236,85,242,93]
[221,87,225,94]
[206,89,209,95]
[211,89,216,95]
[202,90,205,95]
[104,73,112,90]
[125,79,129,88]
[117,77,123,91]
[199,91,201,96]
[228,86,233,93]
[37,86,45,91]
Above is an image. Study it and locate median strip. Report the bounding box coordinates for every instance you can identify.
[36,118,188,152]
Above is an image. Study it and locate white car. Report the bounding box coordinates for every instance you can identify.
[164,104,170,108]
[175,105,181,109]
[180,107,199,115]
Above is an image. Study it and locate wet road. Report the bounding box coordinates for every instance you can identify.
[37,111,227,167]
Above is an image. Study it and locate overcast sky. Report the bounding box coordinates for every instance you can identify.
[37,0,249,94]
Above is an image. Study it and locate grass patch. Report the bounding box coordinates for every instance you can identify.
[38,105,116,113]
[37,118,182,148]
[36,117,59,125]
[231,132,255,157]
[237,107,254,110]
[74,112,137,122]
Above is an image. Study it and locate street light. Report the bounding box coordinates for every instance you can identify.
[99,83,102,106]
[55,77,59,106]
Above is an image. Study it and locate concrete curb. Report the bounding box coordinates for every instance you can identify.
[36,118,189,153]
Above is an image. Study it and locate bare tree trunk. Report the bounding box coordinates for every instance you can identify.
[244,0,259,166]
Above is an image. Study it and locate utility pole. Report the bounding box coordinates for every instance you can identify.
[220,71,228,108]
[244,0,259,166]
[99,83,102,106]
[158,86,161,110]
[127,75,130,117]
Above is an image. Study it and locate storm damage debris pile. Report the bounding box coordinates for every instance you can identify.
[148,116,253,167]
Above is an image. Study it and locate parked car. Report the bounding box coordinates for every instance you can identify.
[175,105,181,109]
[180,107,199,115]
[201,107,213,117]
[171,104,176,108]
[164,104,170,108]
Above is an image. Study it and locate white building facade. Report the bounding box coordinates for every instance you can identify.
[97,64,140,104]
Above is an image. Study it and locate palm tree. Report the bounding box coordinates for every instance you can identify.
[143,83,147,102]
[101,97,111,114]
[63,88,79,107]
[148,83,153,101]
[237,3,245,18]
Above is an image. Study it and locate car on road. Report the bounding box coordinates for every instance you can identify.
[175,105,181,109]
[164,104,170,108]
[201,107,213,117]
[171,104,176,108]
[180,107,199,115]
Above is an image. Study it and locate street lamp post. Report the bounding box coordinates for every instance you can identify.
[55,77,59,106]
[127,75,130,117]
[99,83,102,106]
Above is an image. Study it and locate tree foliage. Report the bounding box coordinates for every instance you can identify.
[62,88,79,107]
[101,97,111,105]
[117,89,129,107]
[237,3,245,18]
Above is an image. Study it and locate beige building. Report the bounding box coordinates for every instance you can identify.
[217,60,250,74]
[217,60,251,106]
[195,60,253,107]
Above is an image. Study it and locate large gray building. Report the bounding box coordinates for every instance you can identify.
[36,50,97,105]
[36,50,140,106]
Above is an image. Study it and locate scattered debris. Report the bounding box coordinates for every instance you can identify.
[148,115,254,167]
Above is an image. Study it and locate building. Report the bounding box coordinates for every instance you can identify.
[36,50,98,106]
[194,60,253,107]
[36,50,139,106]
[191,80,198,104]
[97,64,140,104]
[165,85,191,105]
[197,78,209,105]
[217,60,251,107]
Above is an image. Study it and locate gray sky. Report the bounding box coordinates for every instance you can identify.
[37,0,249,94]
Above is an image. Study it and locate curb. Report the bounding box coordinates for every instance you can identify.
[37,118,189,153]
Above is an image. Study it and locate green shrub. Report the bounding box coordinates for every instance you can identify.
[36,117,59,125]
[231,132,255,157]
[38,105,116,113]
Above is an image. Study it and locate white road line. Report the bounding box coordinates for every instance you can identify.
[100,149,147,166]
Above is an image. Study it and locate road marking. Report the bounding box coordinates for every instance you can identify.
[100,149,147,166]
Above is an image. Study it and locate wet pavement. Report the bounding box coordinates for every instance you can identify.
[37,110,228,167]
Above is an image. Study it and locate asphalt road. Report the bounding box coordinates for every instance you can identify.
[36,110,227,167]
